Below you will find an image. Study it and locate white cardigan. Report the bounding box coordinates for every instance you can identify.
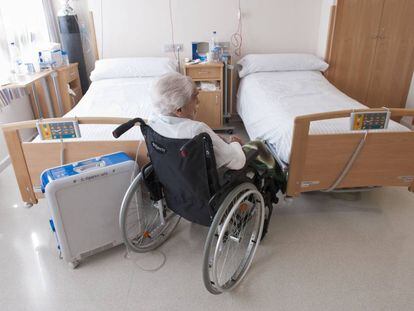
[148,115,246,170]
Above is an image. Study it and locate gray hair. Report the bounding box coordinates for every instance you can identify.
[151,72,195,115]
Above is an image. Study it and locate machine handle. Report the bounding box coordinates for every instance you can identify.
[73,161,106,173]
[112,118,144,138]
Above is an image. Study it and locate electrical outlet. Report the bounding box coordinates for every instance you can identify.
[164,44,183,53]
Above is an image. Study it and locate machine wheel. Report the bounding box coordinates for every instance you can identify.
[24,202,33,208]
[69,260,80,269]
[202,183,265,294]
[120,173,180,253]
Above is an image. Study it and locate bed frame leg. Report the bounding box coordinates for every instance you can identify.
[3,129,38,205]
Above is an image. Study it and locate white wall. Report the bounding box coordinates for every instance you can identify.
[88,0,324,60]
[317,0,336,58]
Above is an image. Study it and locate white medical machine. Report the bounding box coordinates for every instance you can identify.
[41,152,136,268]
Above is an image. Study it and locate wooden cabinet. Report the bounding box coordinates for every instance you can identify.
[55,63,83,115]
[197,91,222,129]
[326,0,414,109]
[184,63,224,129]
[8,64,82,119]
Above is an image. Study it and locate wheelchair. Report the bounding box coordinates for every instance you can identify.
[113,118,281,294]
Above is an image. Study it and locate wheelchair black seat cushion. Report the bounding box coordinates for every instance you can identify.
[141,123,219,226]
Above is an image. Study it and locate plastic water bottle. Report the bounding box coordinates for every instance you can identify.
[9,42,23,74]
[210,31,217,51]
[38,51,49,70]
[62,51,69,66]
[209,31,219,62]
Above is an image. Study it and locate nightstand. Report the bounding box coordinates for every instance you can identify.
[184,63,224,129]
[55,63,83,115]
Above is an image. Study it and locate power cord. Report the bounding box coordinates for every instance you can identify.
[231,0,243,56]
[168,0,178,61]
[124,247,167,272]
[324,130,369,192]
[130,139,143,183]
[124,130,169,272]
[60,138,65,166]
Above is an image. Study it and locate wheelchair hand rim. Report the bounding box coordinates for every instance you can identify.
[209,184,265,292]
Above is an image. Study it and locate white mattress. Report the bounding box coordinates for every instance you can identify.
[237,71,409,164]
[35,77,158,142]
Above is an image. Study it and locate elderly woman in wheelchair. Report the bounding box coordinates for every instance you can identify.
[113,73,282,294]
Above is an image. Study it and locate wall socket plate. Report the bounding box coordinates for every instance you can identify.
[164,43,183,53]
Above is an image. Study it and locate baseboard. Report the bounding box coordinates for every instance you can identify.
[0,156,10,173]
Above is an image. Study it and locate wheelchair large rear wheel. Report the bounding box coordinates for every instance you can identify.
[120,172,180,253]
[202,182,265,294]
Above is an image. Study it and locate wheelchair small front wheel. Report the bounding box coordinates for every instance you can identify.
[202,183,265,294]
[120,172,180,253]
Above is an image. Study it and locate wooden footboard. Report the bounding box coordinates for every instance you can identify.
[1,117,148,205]
[286,108,414,197]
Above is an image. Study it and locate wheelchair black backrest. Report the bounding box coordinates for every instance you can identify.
[140,120,220,226]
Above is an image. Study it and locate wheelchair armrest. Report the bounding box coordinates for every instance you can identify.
[222,148,259,184]
[141,162,154,179]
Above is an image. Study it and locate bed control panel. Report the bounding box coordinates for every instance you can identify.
[350,111,390,131]
[36,120,81,140]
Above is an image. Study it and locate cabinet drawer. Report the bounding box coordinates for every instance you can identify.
[186,67,221,80]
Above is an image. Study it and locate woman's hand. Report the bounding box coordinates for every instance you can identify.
[229,135,243,145]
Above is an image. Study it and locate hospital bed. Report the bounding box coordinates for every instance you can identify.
[1,57,176,206]
[237,54,414,197]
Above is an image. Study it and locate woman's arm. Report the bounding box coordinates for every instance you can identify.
[195,123,246,170]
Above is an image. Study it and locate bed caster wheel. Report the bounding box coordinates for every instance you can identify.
[224,117,230,124]
[69,260,80,269]
[226,129,234,134]
[24,202,33,208]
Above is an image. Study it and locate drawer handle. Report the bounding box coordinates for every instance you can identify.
[198,70,211,74]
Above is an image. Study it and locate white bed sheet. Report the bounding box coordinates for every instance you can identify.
[237,71,409,164]
[35,77,158,142]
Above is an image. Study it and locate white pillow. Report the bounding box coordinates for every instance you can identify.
[238,53,329,78]
[90,57,177,81]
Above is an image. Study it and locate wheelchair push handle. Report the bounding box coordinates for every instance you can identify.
[112,118,145,138]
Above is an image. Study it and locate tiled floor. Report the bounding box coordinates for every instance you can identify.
[1,123,414,310]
